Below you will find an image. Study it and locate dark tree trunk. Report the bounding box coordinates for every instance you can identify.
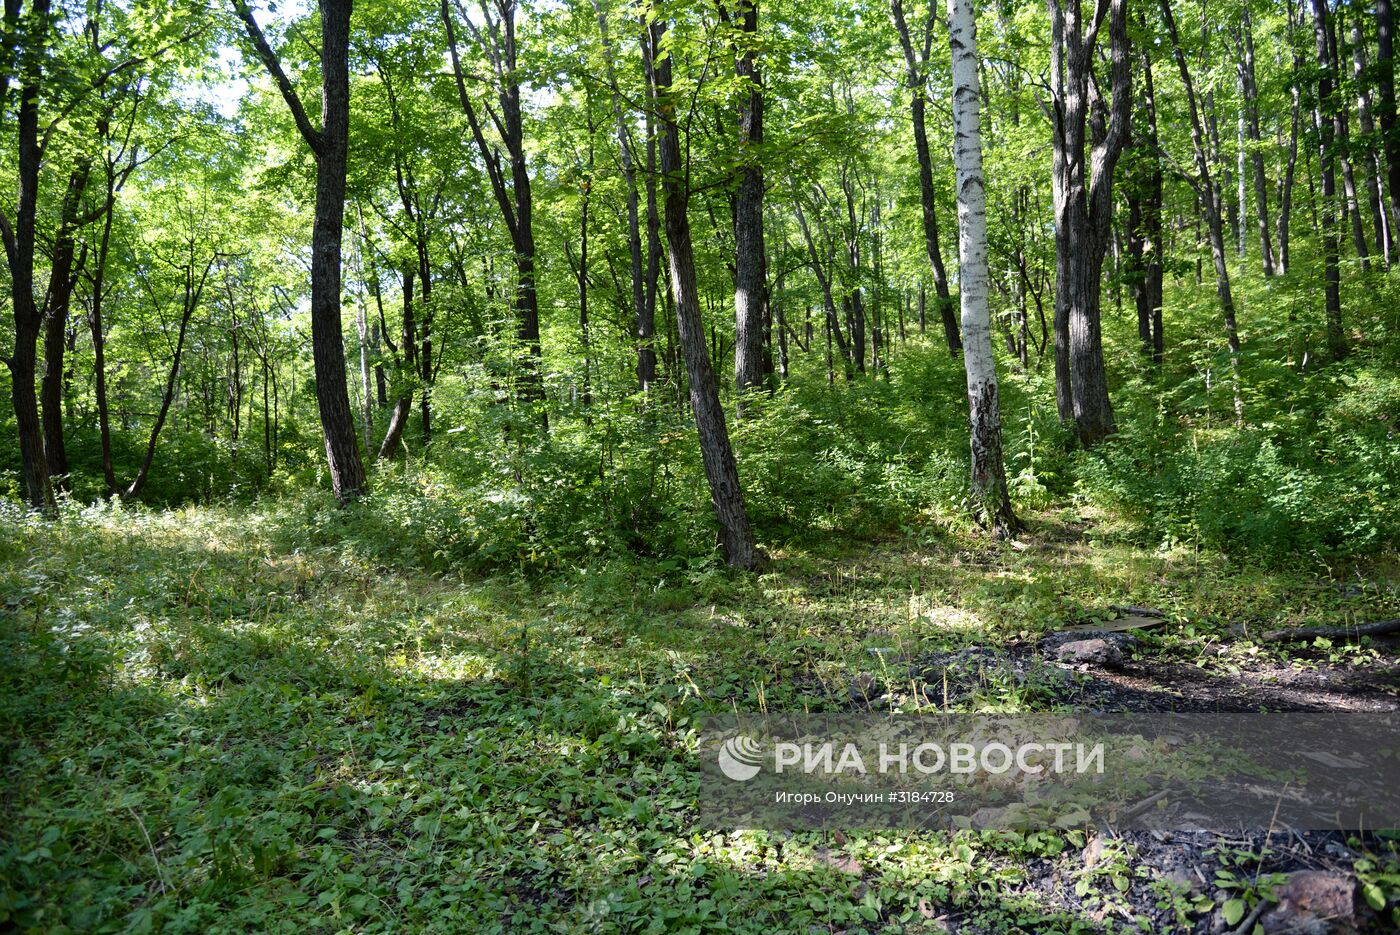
[1353,12,1392,263]
[1236,8,1276,275]
[387,114,435,448]
[3,0,54,512]
[591,0,651,392]
[124,258,211,500]
[731,0,767,404]
[40,162,92,483]
[1332,12,1370,270]
[309,0,366,496]
[1045,0,1130,445]
[1205,90,1239,255]
[577,154,593,417]
[641,57,662,390]
[1379,0,1400,247]
[1126,53,1164,364]
[774,273,790,381]
[236,0,367,501]
[646,17,762,570]
[364,266,391,410]
[891,0,960,355]
[850,293,867,373]
[1161,0,1244,418]
[416,247,433,447]
[1312,0,1347,360]
[377,267,414,459]
[88,150,122,497]
[825,306,834,382]
[793,202,853,379]
[1278,5,1303,276]
[443,0,544,423]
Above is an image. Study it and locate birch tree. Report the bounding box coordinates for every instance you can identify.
[948,0,1015,537]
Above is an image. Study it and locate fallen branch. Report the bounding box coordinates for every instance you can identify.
[1108,604,1166,618]
[1117,789,1170,822]
[1259,618,1400,643]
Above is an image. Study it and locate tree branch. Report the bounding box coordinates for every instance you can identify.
[231,0,323,156]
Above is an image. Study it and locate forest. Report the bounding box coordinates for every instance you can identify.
[4,0,1400,930]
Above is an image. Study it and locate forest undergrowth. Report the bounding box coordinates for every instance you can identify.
[6,269,1400,931]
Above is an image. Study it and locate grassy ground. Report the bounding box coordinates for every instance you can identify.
[4,496,1400,932]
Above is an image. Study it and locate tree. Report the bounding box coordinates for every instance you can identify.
[123,239,218,500]
[1124,47,1163,363]
[38,161,92,487]
[1160,0,1243,418]
[948,0,1015,537]
[1044,0,1131,444]
[590,0,654,391]
[1311,0,1347,360]
[793,196,855,380]
[727,0,768,404]
[1234,7,1276,276]
[234,0,367,501]
[645,13,762,570]
[1351,9,1391,264]
[1277,0,1304,276]
[1379,0,1400,246]
[442,0,546,424]
[2,0,58,511]
[891,0,961,355]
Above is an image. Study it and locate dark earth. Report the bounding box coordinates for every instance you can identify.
[821,620,1400,932]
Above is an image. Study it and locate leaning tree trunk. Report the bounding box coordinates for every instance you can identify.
[123,259,210,500]
[1161,0,1244,419]
[377,267,415,459]
[793,201,854,379]
[732,0,767,405]
[646,17,762,570]
[591,0,652,391]
[1352,12,1391,263]
[441,0,545,424]
[891,0,961,354]
[948,0,1016,537]
[40,162,91,483]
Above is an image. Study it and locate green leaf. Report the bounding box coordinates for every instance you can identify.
[1222,898,1246,926]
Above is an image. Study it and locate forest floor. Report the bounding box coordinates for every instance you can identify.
[4,499,1400,932]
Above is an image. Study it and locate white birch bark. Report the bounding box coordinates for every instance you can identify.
[948,0,1015,535]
